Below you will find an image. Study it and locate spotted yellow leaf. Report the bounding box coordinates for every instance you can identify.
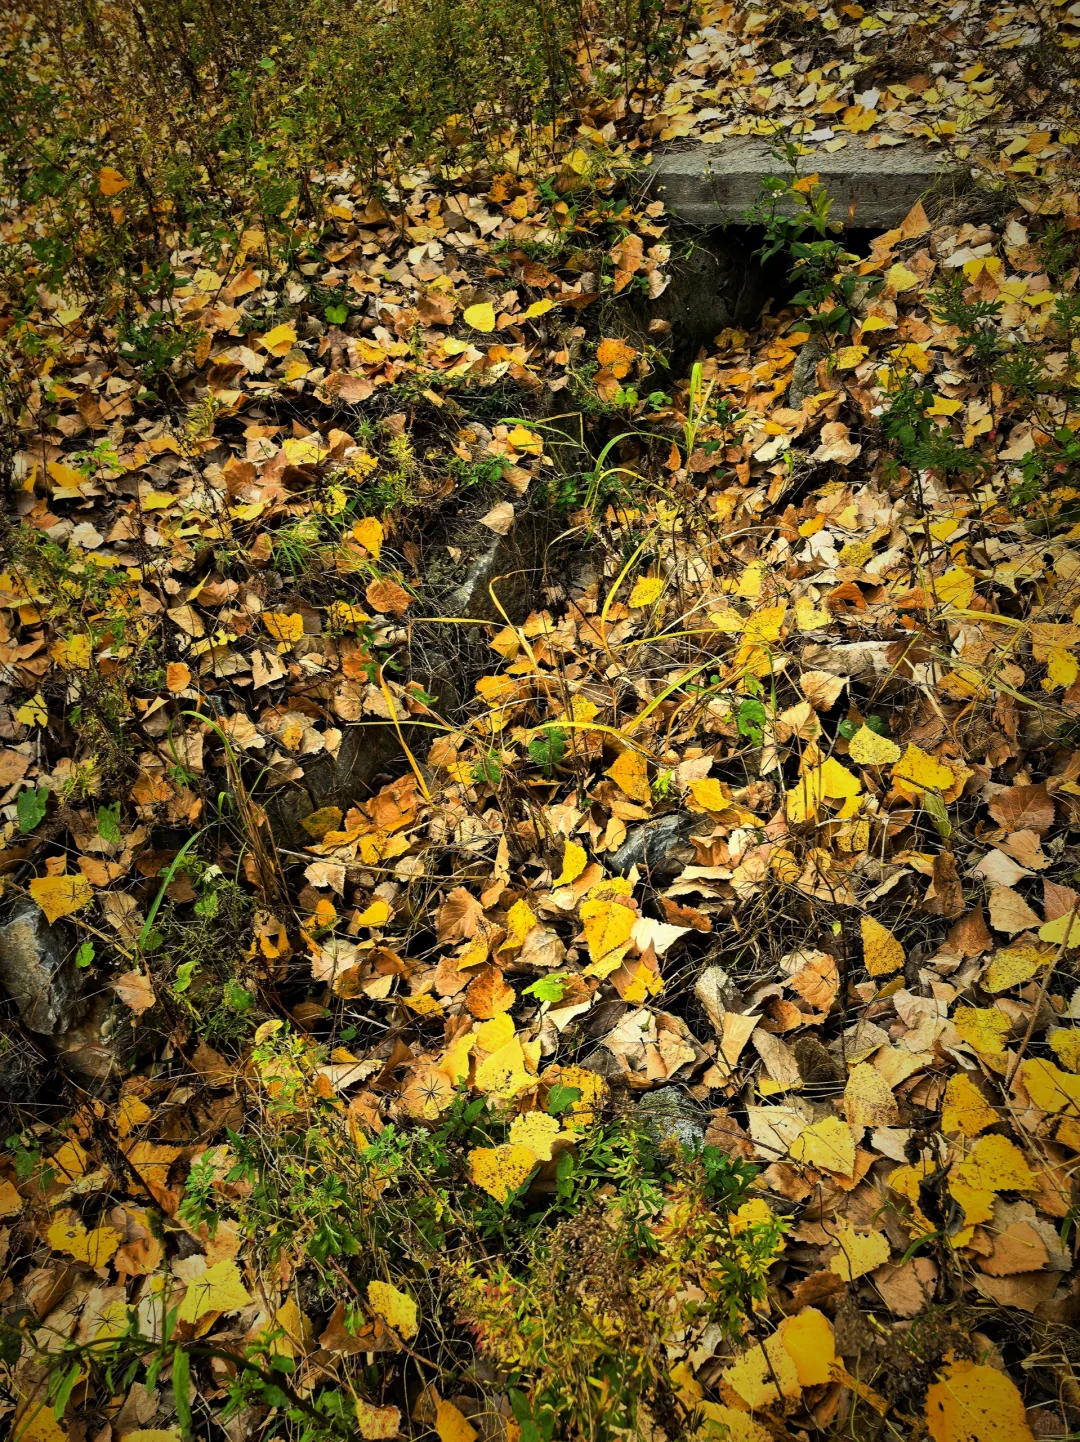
[499,898,537,953]
[689,777,730,813]
[605,749,650,803]
[1049,1028,1080,1073]
[942,1073,997,1136]
[263,611,304,643]
[554,839,587,886]
[628,575,664,608]
[30,874,93,925]
[829,1222,890,1280]
[366,1279,418,1339]
[177,1259,252,1323]
[1019,1058,1080,1117]
[954,1133,1036,1192]
[508,1110,561,1161]
[860,915,904,976]
[847,725,901,766]
[354,1400,402,1439]
[47,1211,122,1268]
[468,1143,536,1203]
[984,943,1047,992]
[953,1005,1010,1056]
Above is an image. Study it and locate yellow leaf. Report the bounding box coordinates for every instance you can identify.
[892,744,955,800]
[50,634,93,670]
[29,874,93,925]
[694,1405,771,1442]
[281,436,327,465]
[352,516,383,558]
[1038,909,1080,947]
[263,612,304,643]
[844,1062,899,1130]
[366,1279,418,1339]
[473,1037,534,1098]
[742,604,786,647]
[98,166,131,196]
[847,725,901,767]
[354,1400,402,1439]
[886,262,920,292]
[794,596,831,629]
[356,899,391,927]
[507,425,542,455]
[606,749,650,802]
[786,767,824,823]
[735,561,764,599]
[788,1115,855,1177]
[819,755,861,799]
[860,915,905,976]
[260,322,297,355]
[463,302,496,332]
[554,840,587,886]
[925,1359,1034,1442]
[953,1006,1010,1056]
[836,344,869,369]
[688,777,731,813]
[524,298,554,320]
[468,1143,536,1203]
[723,1331,801,1410]
[954,1133,1037,1192]
[499,898,537,952]
[475,1012,514,1052]
[628,575,665,608]
[1019,1058,1080,1117]
[933,568,976,610]
[942,1073,997,1136]
[12,1399,70,1442]
[580,881,637,978]
[778,1307,835,1387]
[1043,647,1079,692]
[177,1259,252,1323]
[829,1222,890,1281]
[1049,1028,1080,1072]
[927,394,964,416]
[508,1111,561,1161]
[435,1399,479,1442]
[16,692,48,727]
[984,943,1047,992]
[0,1178,22,1219]
[46,1211,122,1268]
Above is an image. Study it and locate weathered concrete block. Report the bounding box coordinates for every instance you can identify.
[649,136,945,228]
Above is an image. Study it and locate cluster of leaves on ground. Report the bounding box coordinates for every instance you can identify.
[1,0,1080,1440]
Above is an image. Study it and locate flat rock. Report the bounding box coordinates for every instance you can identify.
[0,902,82,1036]
[649,137,945,228]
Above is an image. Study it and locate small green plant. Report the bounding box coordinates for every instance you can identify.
[528,725,567,776]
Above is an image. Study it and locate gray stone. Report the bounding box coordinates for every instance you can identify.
[649,136,947,229]
[635,1087,706,1151]
[0,902,82,1036]
[609,812,705,878]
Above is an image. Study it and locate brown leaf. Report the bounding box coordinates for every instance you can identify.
[989,782,1055,836]
[947,907,992,957]
[112,971,156,1015]
[921,851,965,917]
[365,578,412,615]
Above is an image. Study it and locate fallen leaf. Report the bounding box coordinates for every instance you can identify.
[29,873,94,924]
[925,1360,1034,1442]
[366,1280,418,1339]
[829,1223,890,1281]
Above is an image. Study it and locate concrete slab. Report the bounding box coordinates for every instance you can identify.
[648,136,946,229]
